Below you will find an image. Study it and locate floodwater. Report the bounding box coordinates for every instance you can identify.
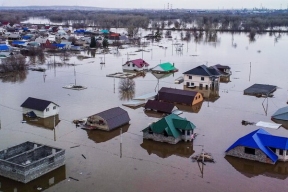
[1,30,288,192]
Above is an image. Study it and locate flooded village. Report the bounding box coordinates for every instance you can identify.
[1,9,288,192]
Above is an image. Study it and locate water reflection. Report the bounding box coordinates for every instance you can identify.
[0,165,66,192]
[22,114,60,130]
[0,71,28,83]
[85,124,130,143]
[118,79,135,100]
[225,156,288,180]
[184,86,220,103]
[140,139,194,158]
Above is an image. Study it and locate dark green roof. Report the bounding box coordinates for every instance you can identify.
[143,114,195,138]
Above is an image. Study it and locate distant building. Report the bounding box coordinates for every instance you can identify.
[122,59,149,71]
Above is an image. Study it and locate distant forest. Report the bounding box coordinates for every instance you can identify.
[1,9,288,32]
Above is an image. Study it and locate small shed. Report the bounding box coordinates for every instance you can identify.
[144,100,177,114]
[156,87,203,106]
[244,84,277,97]
[21,97,59,118]
[86,107,130,131]
[272,107,288,121]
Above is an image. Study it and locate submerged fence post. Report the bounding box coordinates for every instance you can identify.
[120,128,122,158]
[249,62,251,81]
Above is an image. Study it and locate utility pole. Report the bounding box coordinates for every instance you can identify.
[249,62,251,81]
[120,128,122,158]
[74,66,76,85]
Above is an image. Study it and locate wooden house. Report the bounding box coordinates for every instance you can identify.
[142,114,196,144]
[85,107,130,131]
[156,87,203,106]
[21,97,59,118]
[122,59,149,71]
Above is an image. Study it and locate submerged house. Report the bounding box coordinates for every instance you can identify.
[122,59,149,71]
[209,64,232,83]
[156,87,203,106]
[226,128,288,164]
[21,97,60,118]
[150,62,178,78]
[183,65,220,90]
[244,84,277,97]
[142,114,196,144]
[144,100,178,114]
[0,141,65,183]
[85,107,130,131]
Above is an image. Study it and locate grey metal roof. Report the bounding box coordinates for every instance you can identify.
[96,107,130,130]
[244,84,277,96]
[272,106,288,121]
[144,100,175,114]
[183,65,221,76]
[157,87,198,105]
[20,97,58,111]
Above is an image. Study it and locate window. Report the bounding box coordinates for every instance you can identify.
[128,64,130,67]
[280,149,284,155]
[205,85,208,90]
[186,82,190,86]
[201,77,204,81]
[189,76,192,79]
[132,64,135,67]
[244,147,255,155]
[53,106,56,110]
[46,108,49,112]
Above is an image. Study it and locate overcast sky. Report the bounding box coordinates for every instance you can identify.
[1,0,287,9]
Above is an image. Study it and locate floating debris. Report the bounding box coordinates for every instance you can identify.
[241,120,255,126]
[70,145,80,149]
[191,152,215,163]
[63,84,87,90]
[82,154,86,159]
[69,177,79,181]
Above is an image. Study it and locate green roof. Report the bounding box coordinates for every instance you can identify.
[159,62,177,71]
[144,114,195,138]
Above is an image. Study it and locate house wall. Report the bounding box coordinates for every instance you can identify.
[184,75,219,89]
[226,146,274,164]
[274,149,288,162]
[143,132,181,144]
[192,93,204,105]
[86,115,109,131]
[22,103,59,118]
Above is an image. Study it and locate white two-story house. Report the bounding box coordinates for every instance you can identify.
[183,65,221,90]
[21,97,60,118]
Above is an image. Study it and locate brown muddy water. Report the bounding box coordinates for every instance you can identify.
[1,31,288,192]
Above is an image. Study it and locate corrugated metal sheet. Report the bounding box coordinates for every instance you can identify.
[144,100,175,114]
[157,87,197,105]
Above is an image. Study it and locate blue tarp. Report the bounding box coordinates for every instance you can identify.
[0,44,9,51]
[12,40,25,45]
[22,35,32,40]
[74,29,86,33]
[52,44,66,48]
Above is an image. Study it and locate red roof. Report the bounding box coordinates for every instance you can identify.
[126,59,149,68]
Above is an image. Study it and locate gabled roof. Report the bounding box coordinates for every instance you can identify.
[183,64,221,76]
[214,64,230,70]
[95,107,130,130]
[146,114,195,139]
[151,62,177,72]
[272,106,288,121]
[21,97,59,111]
[125,59,149,68]
[144,100,175,114]
[225,129,288,163]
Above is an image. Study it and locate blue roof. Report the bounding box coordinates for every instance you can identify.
[22,35,32,40]
[272,106,288,121]
[0,44,9,51]
[226,129,280,163]
[74,29,86,33]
